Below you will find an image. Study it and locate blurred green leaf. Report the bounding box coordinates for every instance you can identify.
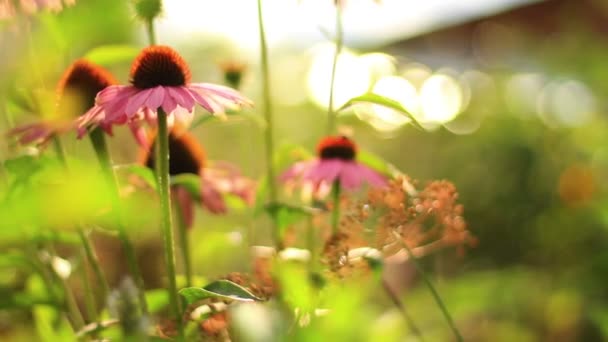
[266,202,312,238]
[357,149,390,174]
[145,289,169,314]
[171,174,200,201]
[338,93,423,130]
[84,45,140,66]
[122,164,157,190]
[179,280,262,304]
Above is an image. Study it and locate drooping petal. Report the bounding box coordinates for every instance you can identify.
[357,163,387,187]
[144,86,166,111]
[339,162,365,190]
[173,186,195,229]
[200,170,228,214]
[304,159,343,185]
[161,90,178,114]
[125,88,153,116]
[168,87,196,112]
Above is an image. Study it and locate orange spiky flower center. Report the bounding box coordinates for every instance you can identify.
[141,125,205,176]
[130,45,191,89]
[56,59,116,116]
[317,136,357,161]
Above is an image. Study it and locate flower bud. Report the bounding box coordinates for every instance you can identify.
[133,0,162,21]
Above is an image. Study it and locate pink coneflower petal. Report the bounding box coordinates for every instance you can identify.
[173,186,195,228]
[200,176,228,214]
[146,86,165,110]
[126,88,153,116]
[168,87,195,112]
[304,159,342,184]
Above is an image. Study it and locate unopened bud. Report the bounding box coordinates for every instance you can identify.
[133,0,162,21]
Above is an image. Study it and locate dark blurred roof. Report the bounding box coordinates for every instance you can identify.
[388,0,608,67]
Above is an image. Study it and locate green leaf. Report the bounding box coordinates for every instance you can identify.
[122,164,157,190]
[145,289,169,314]
[357,149,390,174]
[84,45,140,66]
[170,174,201,201]
[179,280,262,304]
[338,93,423,130]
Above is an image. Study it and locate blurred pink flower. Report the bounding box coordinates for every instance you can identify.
[281,136,386,197]
[77,45,252,145]
[0,0,75,18]
[139,125,255,227]
[8,59,116,148]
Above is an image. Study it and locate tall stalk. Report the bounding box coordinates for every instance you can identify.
[51,136,110,310]
[330,180,341,235]
[395,234,463,342]
[174,200,192,287]
[256,0,281,249]
[146,19,156,45]
[88,128,149,315]
[326,4,343,135]
[155,109,183,337]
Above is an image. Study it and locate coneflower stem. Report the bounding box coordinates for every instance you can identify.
[381,279,425,341]
[326,4,343,135]
[89,128,149,315]
[146,19,156,46]
[155,108,183,336]
[51,136,110,312]
[256,0,281,249]
[396,235,463,342]
[44,238,85,330]
[77,229,110,302]
[79,249,99,323]
[330,180,341,234]
[52,135,68,168]
[174,200,192,287]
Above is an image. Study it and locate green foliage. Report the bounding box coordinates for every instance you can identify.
[338,93,423,129]
[84,45,140,67]
[179,280,263,304]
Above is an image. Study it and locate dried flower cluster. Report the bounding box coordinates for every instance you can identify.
[323,177,475,275]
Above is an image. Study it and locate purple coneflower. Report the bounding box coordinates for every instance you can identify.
[281,136,386,197]
[77,45,252,145]
[8,59,116,147]
[138,125,255,227]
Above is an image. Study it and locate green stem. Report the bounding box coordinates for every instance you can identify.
[78,229,110,301]
[399,239,463,342]
[326,5,343,135]
[382,279,425,341]
[330,180,341,234]
[174,199,192,287]
[89,128,149,315]
[52,136,109,313]
[146,19,156,46]
[44,239,85,330]
[155,109,183,335]
[79,248,98,323]
[306,215,315,276]
[52,135,68,168]
[256,0,281,249]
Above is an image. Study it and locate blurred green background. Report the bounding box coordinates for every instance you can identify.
[2,0,608,340]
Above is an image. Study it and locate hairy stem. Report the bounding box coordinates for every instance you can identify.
[89,128,149,315]
[156,109,183,337]
[256,0,281,249]
[174,199,192,287]
[326,5,343,135]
